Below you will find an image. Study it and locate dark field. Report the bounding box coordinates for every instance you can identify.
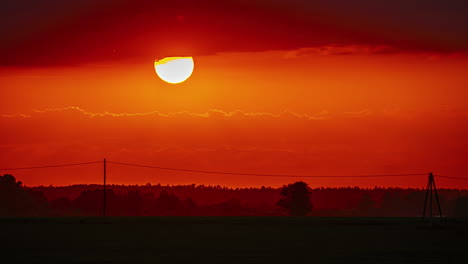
[1,217,467,263]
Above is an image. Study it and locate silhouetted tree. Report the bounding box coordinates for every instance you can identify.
[277,182,312,216]
[380,191,405,216]
[454,196,468,218]
[357,193,375,216]
[217,198,243,215]
[74,189,119,216]
[20,183,463,217]
[154,190,181,216]
[403,191,425,216]
[182,197,198,216]
[0,174,48,216]
[126,190,142,216]
[50,197,73,216]
[26,189,50,216]
[0,174,27,216]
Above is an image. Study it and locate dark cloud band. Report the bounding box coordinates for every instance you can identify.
[0,0,467,66]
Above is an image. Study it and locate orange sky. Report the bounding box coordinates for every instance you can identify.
[1,1,468,188]
[1,48,468,188]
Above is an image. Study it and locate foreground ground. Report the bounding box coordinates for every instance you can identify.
[0,217,466,263]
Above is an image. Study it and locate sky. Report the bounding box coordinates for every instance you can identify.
[1,0,467,188]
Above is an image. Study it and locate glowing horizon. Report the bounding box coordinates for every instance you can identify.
[1,1,468,189]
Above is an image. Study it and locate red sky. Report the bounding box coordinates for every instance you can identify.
[1,0,467,188]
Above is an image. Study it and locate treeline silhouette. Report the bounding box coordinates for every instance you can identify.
[2,174,468,217]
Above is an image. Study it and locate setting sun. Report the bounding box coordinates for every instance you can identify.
[154,57,194,84]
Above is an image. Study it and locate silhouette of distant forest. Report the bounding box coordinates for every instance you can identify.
[1,174,468,217]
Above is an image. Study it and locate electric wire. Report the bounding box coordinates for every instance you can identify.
[0,161,102,171]
[107,161,427,178]
[435,175,468,181]
[2,160,465,181]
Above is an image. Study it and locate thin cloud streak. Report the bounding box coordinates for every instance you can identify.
[1,107,331,120]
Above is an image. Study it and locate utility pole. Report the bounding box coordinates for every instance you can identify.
[103,158,107,217]
[422,172,444,223]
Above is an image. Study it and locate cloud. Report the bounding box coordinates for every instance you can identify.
[284,45,398,58]
[0,113,31,118]
[32,107,210,118]
[1,0,467,66]
[2,107,331,121]
[4,106,467,124]
[343,109,372,116]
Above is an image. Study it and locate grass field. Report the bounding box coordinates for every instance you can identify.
[1,217,467,263]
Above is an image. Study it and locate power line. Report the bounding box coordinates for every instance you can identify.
[2,159,464,180]
[435,175,468,181]
[0,161,102,171]
[107,161,427,178]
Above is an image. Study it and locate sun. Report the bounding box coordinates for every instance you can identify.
[154,57,194,84]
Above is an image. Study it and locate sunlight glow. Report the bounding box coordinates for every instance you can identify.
[154,57,194,84]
